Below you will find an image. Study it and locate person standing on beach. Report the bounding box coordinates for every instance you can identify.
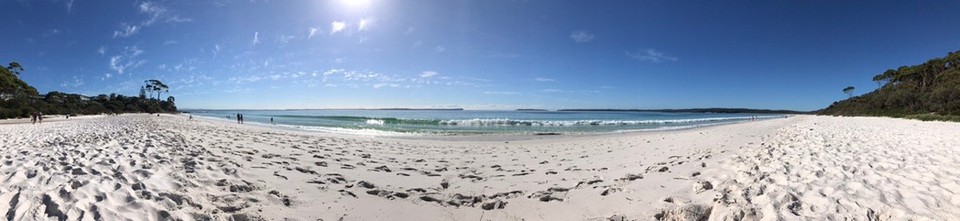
[236,113,241,124]
[240,114,244,124]
[31,112,36,124]
[37,112,42,124]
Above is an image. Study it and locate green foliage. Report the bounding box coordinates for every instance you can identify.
[904,113,960,122]
[6,62,24,77]
[842,86,855,98]
[0,61,177,119]
[0,64,38,95]
[820,50,960,118]
[145,79,168,100]
[0,91,178,119]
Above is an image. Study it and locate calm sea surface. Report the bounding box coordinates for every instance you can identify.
[187,109,783,135]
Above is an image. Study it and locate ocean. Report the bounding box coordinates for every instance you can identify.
[186,109,784,136]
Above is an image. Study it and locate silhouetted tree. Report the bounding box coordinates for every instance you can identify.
[155,81,168,100]
[145,79,168,100]
[843,86,855,98]
[144,83,155,100]
[5,62,23,78]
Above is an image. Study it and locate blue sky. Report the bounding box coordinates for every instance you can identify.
[3,0,959,111]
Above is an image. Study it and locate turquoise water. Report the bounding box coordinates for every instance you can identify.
[187,110,783,135]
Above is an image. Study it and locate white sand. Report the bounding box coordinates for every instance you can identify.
[0,114,956,220]
[704,116,960,220]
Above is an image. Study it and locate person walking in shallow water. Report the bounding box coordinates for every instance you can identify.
[236,113,241,124]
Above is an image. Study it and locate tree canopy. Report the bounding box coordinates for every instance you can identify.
[0,62,177,119]
[842,86,855,98]
[0,62,38,96]
[820,50,960,118]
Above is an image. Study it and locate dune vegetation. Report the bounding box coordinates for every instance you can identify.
[820,50,960,121]
[0,62,177,119]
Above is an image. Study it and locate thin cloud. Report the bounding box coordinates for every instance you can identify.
[113,1,190,38]
[358,18,373,31]
[535,77,555,82]
[483,91,519,95]
[435,46,446,53]
[276,34,297,44]
[308,27,318,38]
[109,46,147,75]
[331,21,346,34]
[569,31,594,43]
[61,75,84,88]
[541,89,562,93]
[139,1,191,26]
[420,71,439,78]
[65,0,76,13]
[213,44,221,57]
[626,49,678,63]
[373,83,400,89]
[252,32,260,45]
[488,52,520,59]
[113,24,140,38]
[308,68,477,89]
[97,46,106,55]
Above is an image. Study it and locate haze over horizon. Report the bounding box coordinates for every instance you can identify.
[3,0,960,111]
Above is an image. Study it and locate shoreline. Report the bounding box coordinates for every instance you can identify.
[184,112,791,142]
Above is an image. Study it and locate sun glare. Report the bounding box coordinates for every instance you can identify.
[340,0,372,9]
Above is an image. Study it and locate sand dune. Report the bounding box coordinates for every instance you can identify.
[0,115,957,220]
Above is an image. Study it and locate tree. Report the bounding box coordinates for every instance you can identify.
[5,62,24,78]
[155,81,168,100]
[0,61,38,95]
[821,50,960,118]
[144,83,155,100]
[843,86,855,98]
[0,62,180,119]
[144,79,168,100]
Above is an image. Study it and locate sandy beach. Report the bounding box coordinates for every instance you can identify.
[0,114,957,220]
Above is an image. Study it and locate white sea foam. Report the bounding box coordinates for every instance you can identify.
[365,119,385,125]
[287,125,418,137]
[438,115,782,127]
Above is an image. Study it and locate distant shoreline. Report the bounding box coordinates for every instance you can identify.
[558,108,809,114]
